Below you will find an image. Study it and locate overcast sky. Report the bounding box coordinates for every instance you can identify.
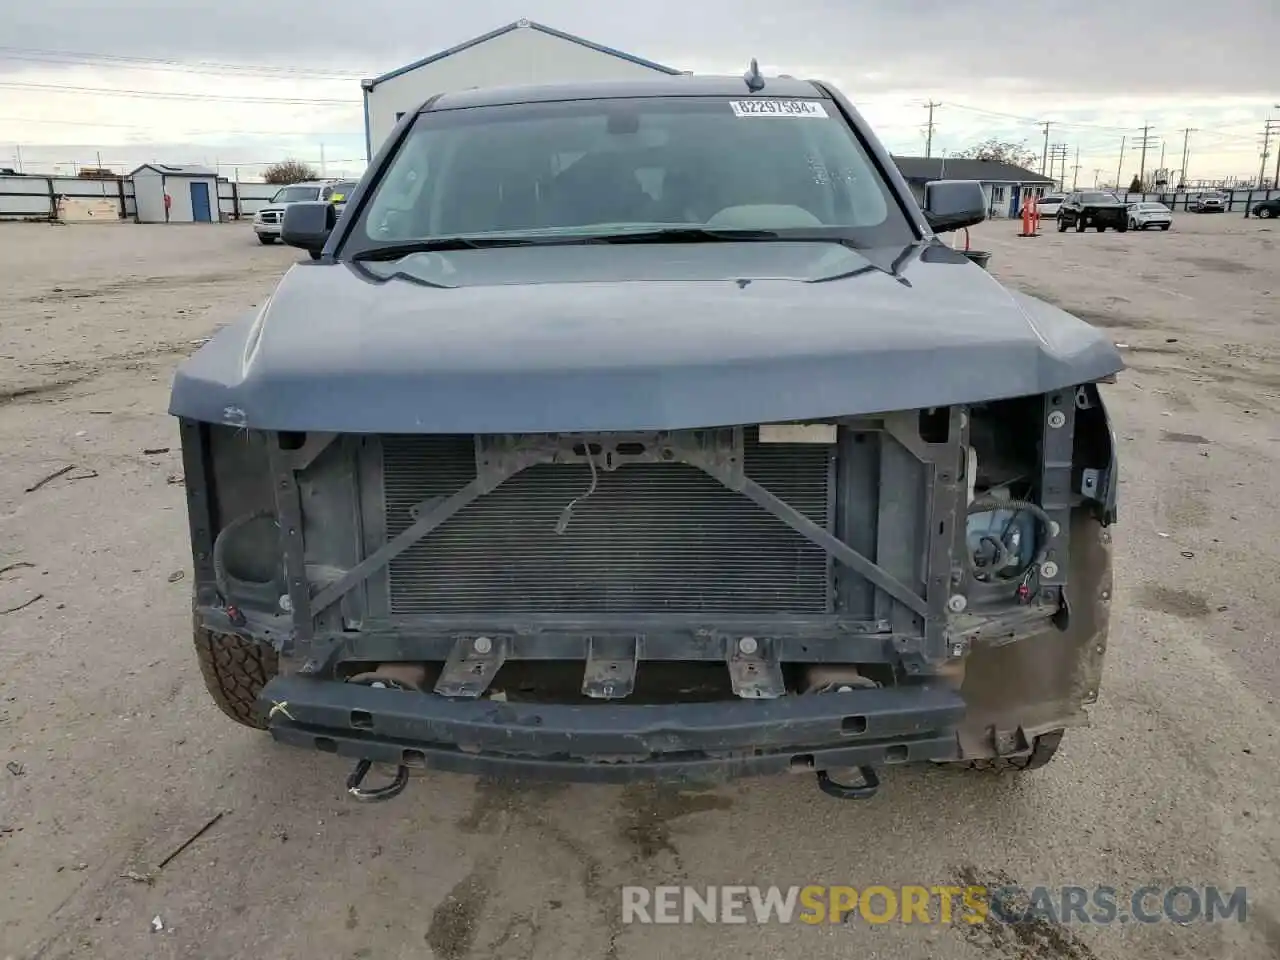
[2,0,1275,183]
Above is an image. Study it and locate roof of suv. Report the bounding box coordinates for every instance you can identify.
[425,75,827,113]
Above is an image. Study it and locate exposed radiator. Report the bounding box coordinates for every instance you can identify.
[381,429,834,616]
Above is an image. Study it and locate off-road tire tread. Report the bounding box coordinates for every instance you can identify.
[963,729,1064,772]
[194,627,278,729]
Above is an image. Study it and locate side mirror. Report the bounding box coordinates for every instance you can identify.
[281,201,336,255]
[922,179,987,233]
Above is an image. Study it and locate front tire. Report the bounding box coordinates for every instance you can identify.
[1260,208,1275,219]
[1161,224,1171,230]
[1128,217,1138,229]
[194,623,278,729]
[1076,217,1086,232]
[258,235,276,245]
[1058,216,1068,232]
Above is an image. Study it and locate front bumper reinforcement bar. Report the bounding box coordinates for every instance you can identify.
[259,675,964,784]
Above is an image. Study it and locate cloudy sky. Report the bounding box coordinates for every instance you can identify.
[2,0,1275,184]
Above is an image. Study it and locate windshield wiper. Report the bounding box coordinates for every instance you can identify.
[351,237,526,260]
[574,227,782,244]
[352,228,792,260]
[351,227,864,261]
[590,228,883,250]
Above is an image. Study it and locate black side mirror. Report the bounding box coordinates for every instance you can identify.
[922,179,987,233]
[281,201,336,255]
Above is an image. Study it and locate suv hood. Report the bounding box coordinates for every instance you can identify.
[169,241,1124,433]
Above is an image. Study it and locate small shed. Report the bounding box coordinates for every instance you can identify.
[130,164,220,223]
[361,19,682,158]
[892,157,1056,219]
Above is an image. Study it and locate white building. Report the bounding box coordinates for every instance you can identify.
[361,19,682,159]
[130,164,220,223]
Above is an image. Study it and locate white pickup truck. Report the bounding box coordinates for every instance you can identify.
[253,180,350,244]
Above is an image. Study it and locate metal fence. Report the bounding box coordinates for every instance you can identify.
[4,174,1278,223]
[0,175,282,221]
[1106,188,1278,214]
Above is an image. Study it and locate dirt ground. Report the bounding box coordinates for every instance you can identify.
[1,214,1278,960]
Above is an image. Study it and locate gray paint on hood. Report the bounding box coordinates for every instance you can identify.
[168,241,1125,433]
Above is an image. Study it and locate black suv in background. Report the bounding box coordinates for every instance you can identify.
[1057,191,1129,232]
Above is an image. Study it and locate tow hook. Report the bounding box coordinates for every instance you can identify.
[816,766,880,800]
[345,758,410,803]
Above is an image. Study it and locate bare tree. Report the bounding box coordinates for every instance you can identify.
[952,138,1040,170]
[264,159,319,185]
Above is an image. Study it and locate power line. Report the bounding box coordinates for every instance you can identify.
[0,79,358,105]
[0,115,359,137]
[944,102,1040,125]
[0,44,370,80]
[944,102,1133,133]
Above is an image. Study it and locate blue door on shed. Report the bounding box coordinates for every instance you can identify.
[189,181,212,222]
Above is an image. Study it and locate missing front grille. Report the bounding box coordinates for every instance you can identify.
[381,430,834,615]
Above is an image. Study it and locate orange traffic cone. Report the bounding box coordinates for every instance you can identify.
[1018,194,1040,238]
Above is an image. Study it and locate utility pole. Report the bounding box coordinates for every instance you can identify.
[1049,143,1069,190]
[1040,121,1052,175]
[1270,109,1280,188]
[1115,136,1126,192]
[1258,119,1275,189]
[1180,128,1196,187]
[923,101,940,158]
[15,144,22,173]
[1135,123,1158,190]
[1093,168,1103,188]
[1071,145,1081,191]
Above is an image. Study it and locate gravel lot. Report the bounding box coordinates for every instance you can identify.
[1,215,1278,960]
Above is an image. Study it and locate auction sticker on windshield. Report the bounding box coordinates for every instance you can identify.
[730,100,828,118]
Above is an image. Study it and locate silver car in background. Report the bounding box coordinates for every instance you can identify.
[1127,201,1173,231]
[1036,194,1065,218]
[1189,192,1227,213]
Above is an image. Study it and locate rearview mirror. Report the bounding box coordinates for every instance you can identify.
[281,201,336,255]
[922,180,987,233]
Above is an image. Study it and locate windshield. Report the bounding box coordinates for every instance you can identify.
[1081,192,1118,203]
[270,185,321,204]
[323,181,358,202]
[348,96,913,256]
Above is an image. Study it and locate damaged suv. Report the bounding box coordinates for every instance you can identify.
[170,73,1122,802]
